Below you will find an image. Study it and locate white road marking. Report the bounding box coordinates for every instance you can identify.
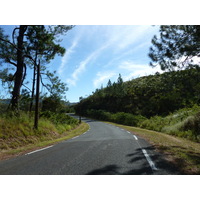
[127,131,130,134]
[142,149,158,171]
[25,145,53,155]
[133,135,138,140]
[72,136,79,139]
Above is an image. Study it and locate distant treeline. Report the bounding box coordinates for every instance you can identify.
[75,68,200,118]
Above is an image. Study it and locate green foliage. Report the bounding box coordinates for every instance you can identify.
[84,109,146,127]
[75,68,200,118]
[149,25,200,70]
[111,112,145,126]
[139,105,200,142]
[0,111,79,149]
[0,25,73,111]
[181,112,200,140]
[40,111,79,126]
[44,70,68,99]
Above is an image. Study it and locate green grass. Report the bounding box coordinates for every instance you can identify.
[0,112,89,160]
[106,122,200,174]
[0,122,89,160]
[138,105,200,142]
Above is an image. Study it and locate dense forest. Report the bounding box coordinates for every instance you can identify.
[75,68,200,118]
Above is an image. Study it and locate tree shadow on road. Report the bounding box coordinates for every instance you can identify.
[86,164,153,175]
[86,147,181,175]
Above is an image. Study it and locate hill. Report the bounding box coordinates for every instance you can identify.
[75,68,200,142]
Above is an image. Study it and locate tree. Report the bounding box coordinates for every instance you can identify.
[0,25,74,111]
[107,79,112,88]
[149,25,200,71]
[0,26,27,110]
[42,70,68,99]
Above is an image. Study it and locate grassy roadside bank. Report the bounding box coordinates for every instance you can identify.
[106,122,200,175]
[0,122,89,161]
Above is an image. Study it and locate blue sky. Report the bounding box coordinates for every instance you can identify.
[51,25,161,102]
[0,25,161,102]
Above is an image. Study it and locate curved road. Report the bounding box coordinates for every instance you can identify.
[0,115,179,175]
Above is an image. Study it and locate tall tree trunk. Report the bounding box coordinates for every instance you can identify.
[11,25,27,111]
[29,52,37,113]
[34,60,40,129]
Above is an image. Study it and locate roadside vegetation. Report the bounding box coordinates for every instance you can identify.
[75,70,200,143]
[0,110,89,160]
[0,26,89,160]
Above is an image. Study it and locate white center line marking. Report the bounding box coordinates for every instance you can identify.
[25,145,53,155]
[133,135,138,140]
[142,149,158,171]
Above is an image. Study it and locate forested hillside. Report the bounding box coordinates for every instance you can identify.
[75,68,200,142]
[75,68,200,118]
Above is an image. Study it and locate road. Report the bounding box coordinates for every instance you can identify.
[0,114,179,175]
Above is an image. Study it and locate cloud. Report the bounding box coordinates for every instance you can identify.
[66,26,159,87]
[66,39,113,86]
[66,50,99,86]
[93,71,117,88]
[58,36,79,75]
[118,61,163,81]
[116,26,152,50]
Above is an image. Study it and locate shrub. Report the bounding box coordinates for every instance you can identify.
[181,112,200,140]
[85,110,146,127]
[40,111,79,126]
[139,116,165,132]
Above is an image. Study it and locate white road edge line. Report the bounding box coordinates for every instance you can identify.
[133,135,138,140]
[142,149,158,171]
[25,145,53,155]
[72,136,79,139]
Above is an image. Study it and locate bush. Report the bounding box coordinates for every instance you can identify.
[181,112,200,140]
[85,110,146,127]
[86,109,112,121]
[40,111,79,126]
[111,112,144,126]
[139,116,165,132]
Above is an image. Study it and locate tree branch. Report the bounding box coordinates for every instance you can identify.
[22,83,32,92]
[0,37,20,52]
[40,74,51,93]
[5,57,17,67]
[12,27,19,45]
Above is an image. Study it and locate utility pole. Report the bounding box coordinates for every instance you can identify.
[34,59,40,129]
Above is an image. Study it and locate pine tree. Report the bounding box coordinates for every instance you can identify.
[149,25,200,71]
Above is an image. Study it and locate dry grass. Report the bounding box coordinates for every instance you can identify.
[107,122,200,174]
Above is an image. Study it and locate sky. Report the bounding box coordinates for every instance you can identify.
[0,25,162,102]
[49,25,161,102]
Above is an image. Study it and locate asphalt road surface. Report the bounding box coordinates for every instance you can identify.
[0,114,179,175]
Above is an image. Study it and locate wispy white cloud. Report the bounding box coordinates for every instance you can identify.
[66,54,93,86]
[93,71,117,88]
[116,26,152,50]
[66,38,114,86]
[58,36,80,75]
[66,26,159,89]
[118,61,163,81]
